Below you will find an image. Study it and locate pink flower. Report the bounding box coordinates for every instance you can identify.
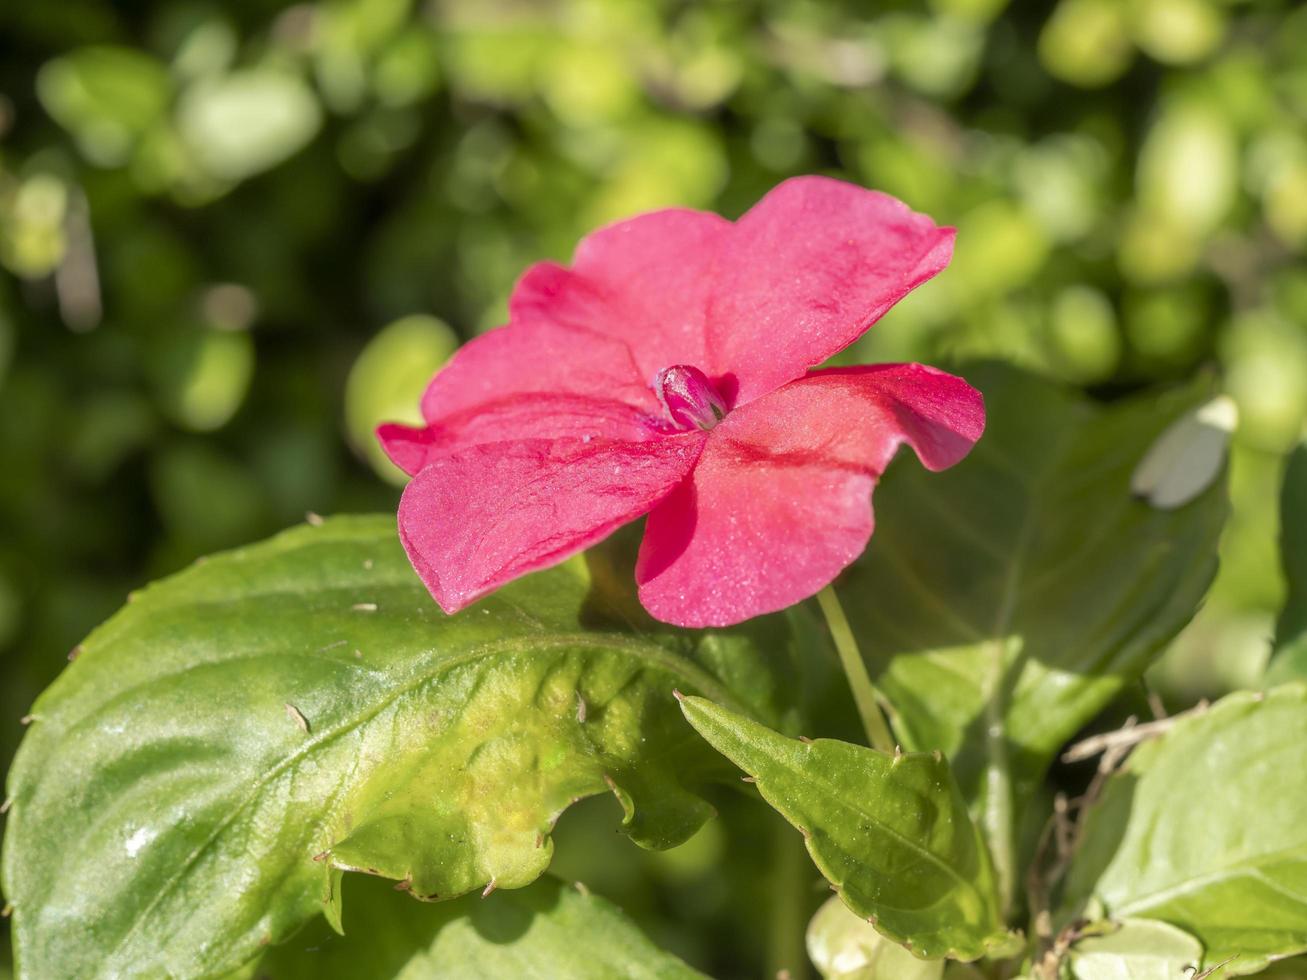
[378,176,984,628]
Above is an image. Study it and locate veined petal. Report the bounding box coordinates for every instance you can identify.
[510,209,730,384]
[635,364,984,627]
[378,394,661,477]
[708,177,955,407]
[399,433,706,614]
[419,320,656,426]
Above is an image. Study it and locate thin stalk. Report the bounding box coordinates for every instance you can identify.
[815,586,895,754]
[766,819,811,980]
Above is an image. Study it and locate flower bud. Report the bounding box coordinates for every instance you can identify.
[654,365,728,431]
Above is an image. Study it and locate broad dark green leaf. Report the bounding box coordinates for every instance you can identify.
[1267,443,1307,686]
[677,695,1012,961]
[836,364,1227,900]
[0,516,808,979]
[256,874,706,979]
[1063,684,1307,976]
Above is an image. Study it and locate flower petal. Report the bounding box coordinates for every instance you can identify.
[708,176,956,407]
[419,321,656,426]
[379,394,661,477]
[510,209,731,384]
[635,364,984,627]
[399,433,706,614]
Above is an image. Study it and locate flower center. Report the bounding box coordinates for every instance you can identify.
[653,364,728,431]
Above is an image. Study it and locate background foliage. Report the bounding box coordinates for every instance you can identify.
[1,0,1305,976]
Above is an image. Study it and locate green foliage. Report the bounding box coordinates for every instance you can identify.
[836,363,1227,904]
[678,696,1011,962]
[1063,685,1307,976]
[1,517,805,978]
[806,896,943,980]
[1066,919,1204,980]
[257,874,706,979]
[2,0,1306,975]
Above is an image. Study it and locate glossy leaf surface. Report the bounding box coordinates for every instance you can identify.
[256,874,706,979]
[1,516,804,978]
[1064,685,1307,976]
[678,695,1011,961]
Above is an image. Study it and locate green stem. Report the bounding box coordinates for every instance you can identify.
[984,686,1016,917]
[766,819,811,980]
[815,586,896,754]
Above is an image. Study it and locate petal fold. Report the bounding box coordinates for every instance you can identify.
[635,364,983,627]
[399,433,706,614]
[708,176,955,407]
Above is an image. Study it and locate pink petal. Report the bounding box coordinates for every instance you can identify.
[399,433,706,614]
[635,364,983,627]
[379,394,661,477]
[510,209,731,385]
[708,177,955,407]
[419,321,656,426]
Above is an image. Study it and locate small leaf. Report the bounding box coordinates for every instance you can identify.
[1067,919,1204,980]
[677,695,1012,961]
[257,874,706,979]
[0,516,804,979]
[807,895,943,980]
[1267,443,1307,686]
[1063,685,1307,976]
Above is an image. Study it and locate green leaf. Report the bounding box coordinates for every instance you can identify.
[1063,684,1307,976]
[177,68,322,181]
[1,516,807,979]
[36,46,171,166]
[836,364,1227,898]
[677,695,1012,961]
[256,873,706,979]
[806,895,943,980]
[1267,443,1307,686]
[1067,919,1204,980]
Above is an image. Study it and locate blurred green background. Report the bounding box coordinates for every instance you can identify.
[1,0,1305,976]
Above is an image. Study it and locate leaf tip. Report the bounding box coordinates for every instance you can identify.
[305,511,325,527]
[671,688,685,702]
[481,877,497,899]
[19,713,34,726]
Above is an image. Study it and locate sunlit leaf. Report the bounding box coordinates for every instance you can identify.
[178,68,322,182]
[678,695,1013,961]
[1067,919,1203,980]
[1063,685,1307,976]
[256,874,706,979]
[1,517,806,978]
[807,895,943,980]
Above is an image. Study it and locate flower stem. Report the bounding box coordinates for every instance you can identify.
[815,586,896,754]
